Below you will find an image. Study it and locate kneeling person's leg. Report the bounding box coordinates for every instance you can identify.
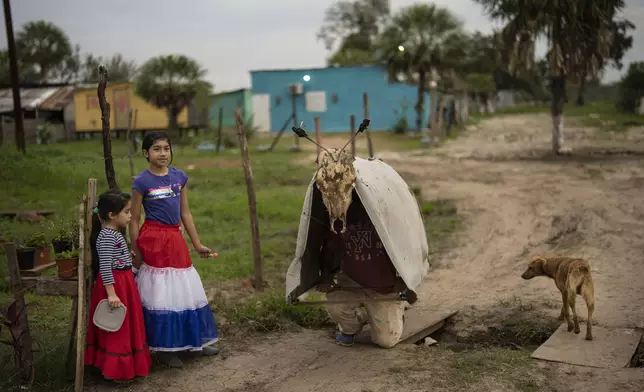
[364,298,405,349]
[326,290,366,336]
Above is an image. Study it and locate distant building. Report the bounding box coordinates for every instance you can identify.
[249,64,431,133]
[209,88,252,128]
[73,81,192,134]
[0,85,75,143]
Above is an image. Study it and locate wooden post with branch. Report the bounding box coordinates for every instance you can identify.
[234,108,264,291]
[362,93,374,158]
[97,65,118,190]
[125,109,138,178]
[2,0,25,153]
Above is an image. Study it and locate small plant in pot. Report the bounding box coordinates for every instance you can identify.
[15,243,36,271]
[50,218,77,253]
[24,233,51,267]
[55,249,79,279]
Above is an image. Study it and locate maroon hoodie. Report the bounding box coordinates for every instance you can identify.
[323,195,404,294]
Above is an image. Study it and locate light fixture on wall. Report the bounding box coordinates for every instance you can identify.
[303,74,311,82]
[331,94,338,103]
[275,96,281,105]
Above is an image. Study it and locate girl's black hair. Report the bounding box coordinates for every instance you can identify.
[142,131,173,165]
[89,189,132,279]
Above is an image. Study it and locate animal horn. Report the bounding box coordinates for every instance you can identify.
[339,118,370,155]
[291,122,331,154]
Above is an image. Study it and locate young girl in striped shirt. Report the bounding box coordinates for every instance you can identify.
[85,189,152,383]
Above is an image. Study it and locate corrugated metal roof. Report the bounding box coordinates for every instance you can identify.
[211,87,249,97]
[0,87,60,113]
[38,86,75,110]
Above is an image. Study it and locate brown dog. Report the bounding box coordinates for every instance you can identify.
[521,256,595,340]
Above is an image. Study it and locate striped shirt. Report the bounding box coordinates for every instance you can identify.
[96,228,133,285]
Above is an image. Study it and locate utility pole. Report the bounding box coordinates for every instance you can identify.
[2,0,25,153]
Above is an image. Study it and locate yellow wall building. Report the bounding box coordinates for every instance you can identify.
[73,82,189,132]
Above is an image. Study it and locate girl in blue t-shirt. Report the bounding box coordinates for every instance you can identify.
[130,131,219,368]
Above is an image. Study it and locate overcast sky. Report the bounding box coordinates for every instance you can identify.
[1,0,642,92]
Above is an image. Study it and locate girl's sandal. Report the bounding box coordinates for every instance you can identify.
[104,377,135,385]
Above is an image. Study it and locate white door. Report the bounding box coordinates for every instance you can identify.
[251,94,271,132]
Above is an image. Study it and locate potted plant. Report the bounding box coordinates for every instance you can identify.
[15,244,36,271]
[55,249,79,279]
[24,233,51,267]
[50,219,76,253]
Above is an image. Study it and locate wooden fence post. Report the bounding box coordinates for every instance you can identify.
[125,109,136,178]
[216,107,223,154]
[74,178,96,392]
[234,108,264,291]
[362,93,374,158]
[314,117,321,156]
[4,242,34,387]
[349,115,356,156]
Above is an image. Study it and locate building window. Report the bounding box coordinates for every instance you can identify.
[87,94,99,110]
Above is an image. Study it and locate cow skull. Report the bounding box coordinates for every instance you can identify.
[291,119,369,234]
[315,148,356,234]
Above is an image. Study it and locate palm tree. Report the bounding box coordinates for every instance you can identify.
[135,55,211,138]
[15,20,73,81]
[475,0,627,154]
[377,3,466,132]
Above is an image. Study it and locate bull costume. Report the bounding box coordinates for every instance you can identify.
[285,121,429,348]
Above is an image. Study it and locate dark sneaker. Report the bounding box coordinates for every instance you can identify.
[335,333,355,347]
[157,352,183,368]
[200,346,220,356]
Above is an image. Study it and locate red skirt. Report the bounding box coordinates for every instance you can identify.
[85,269,152,380]
[136,220,192,269]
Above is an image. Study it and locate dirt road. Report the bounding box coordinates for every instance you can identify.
[111,113,644,392]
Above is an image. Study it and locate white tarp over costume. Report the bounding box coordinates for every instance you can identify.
[285,156,430,303]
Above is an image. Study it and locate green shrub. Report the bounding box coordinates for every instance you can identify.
[616,61,644,113]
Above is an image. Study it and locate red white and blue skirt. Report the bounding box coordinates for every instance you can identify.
[85,269,152,380]
[135,220,219,352]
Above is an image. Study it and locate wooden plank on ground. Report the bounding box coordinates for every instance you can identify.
[399,308,458,344]
[354,308,458,346]
[20,261,56,277]
[531,324,642,368]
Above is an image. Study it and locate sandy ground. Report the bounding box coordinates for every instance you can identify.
[98,113,644,392]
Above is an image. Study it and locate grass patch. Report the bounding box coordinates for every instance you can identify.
[434,298,556,391]
[420,199,462,258]
[449,348,542,392]
[452,297,560,350]
[476,100,644,132]
[215,289,331,335]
